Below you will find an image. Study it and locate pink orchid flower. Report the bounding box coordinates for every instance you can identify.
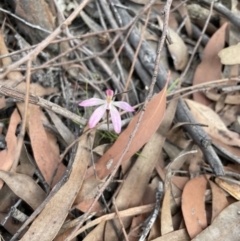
[79,89,134,133]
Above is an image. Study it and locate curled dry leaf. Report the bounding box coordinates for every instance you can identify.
[181,175,208,239]
[0,170,46,210]
[215,177,240,200]
[185,99,240,147]
[218,43,240,65]
[193,23,228,105]
[167,28,189,70]
[192,201,240,241]
[158,18,188,70]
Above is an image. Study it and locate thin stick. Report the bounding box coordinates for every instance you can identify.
[180,0,215,80]
[0,7,52,34]
[58,204,154,236]
[0,84,87,125]
[11,60,31,171]
[122,6,151,100]
[112,198,129,241]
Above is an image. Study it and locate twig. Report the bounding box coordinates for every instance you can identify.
[112,198,129,241]
[139,182,164,241]
[196,0,240,29]
[0,84,87,125]
[0,7,52,35]
[167,77,240,100]
[180,0,215,80]
[96,1,126,87]
[111,0,155,64]
[58,204,154,236]
[122,6,151,100]
[11,60,32,171]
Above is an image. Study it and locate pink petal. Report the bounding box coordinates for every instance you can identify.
[110,106,122,133]
[88,105,106,128]
[79,98,105,107]
[113,101,135,112]
[106,89,114,97]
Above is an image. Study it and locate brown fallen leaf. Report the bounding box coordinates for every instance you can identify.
[171,176,189,191]
[161,186,174,235]
[192,201,240,241]
[0,109,21,188]
[20,131,93,241]
[0,32,63,185]
[209,180,228,222]
[193,23,228,105]
[181,175,208,239]
[0,170,46,210]
[28,105,65,185]
[185,99,240,147]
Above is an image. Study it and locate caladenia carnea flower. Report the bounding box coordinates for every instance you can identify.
[79,89,135,133]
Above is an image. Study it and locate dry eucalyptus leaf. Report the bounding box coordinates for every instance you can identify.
[215,177,240,200]
[161,186,174,235]
[0,171,46,210]
[185,99,240,147]
[181,175,208,239]
[218,43,240,65]
[192,201,240,241]
[158,18,189,70]
[209,180,228,222]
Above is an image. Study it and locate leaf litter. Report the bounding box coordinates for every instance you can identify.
[0,1,240,241]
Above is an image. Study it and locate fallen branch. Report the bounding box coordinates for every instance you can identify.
[0,84,87,125]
